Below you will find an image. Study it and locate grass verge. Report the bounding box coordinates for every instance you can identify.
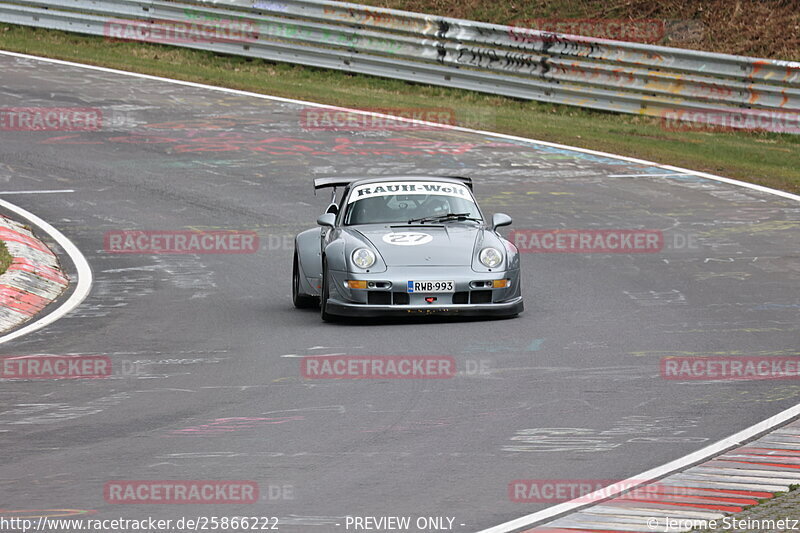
[1,24,798,194]
[0,240,12,277]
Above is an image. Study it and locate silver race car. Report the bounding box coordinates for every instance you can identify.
[292,176,523,320]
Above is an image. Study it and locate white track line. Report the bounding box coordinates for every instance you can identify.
[0,189,75,194]
[605,173,694,178]
[1,49,799,532]
[0,197,92,345]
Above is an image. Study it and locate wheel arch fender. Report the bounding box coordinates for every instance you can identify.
[323,237,347,271]
[295,228,323,296]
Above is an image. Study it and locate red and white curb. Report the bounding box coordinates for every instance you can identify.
[0,214,69,332]
[524,419,800,532]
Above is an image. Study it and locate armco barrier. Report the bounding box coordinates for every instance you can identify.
[0,0,798,131]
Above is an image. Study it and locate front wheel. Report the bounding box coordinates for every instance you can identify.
[320,258,333,322]
[293,251,318,309]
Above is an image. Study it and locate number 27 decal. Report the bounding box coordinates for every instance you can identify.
[382,232,433,246]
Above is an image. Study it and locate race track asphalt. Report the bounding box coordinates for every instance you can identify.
[0,52,799,531]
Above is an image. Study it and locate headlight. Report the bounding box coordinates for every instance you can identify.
[479,247,503,268]
[352,248,376,269]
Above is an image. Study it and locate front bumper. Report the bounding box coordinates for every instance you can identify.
[326,297,523,318]
[324,266,523,318]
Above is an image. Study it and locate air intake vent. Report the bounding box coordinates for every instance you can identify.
[392,292,410,305]
[368,292,391,305]
[452,292,468,304]
[470,290,492,304]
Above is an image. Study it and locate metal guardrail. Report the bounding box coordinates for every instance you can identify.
[1,0,798,131]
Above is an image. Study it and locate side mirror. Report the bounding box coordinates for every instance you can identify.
[317,213,336,228]
[491,213,512,231]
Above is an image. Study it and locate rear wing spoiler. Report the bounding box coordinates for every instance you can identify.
[313,176,473,193]
[443,176,473,189]
[313,177,360,191]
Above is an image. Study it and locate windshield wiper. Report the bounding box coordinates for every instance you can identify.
[407,212,482,224]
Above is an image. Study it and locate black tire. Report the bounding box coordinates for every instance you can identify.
[320,257,333,322]
[293,251,318,309]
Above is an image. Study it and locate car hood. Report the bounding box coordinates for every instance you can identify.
[349,224,482,266]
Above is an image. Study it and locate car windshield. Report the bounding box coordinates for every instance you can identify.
[343,181,481,225]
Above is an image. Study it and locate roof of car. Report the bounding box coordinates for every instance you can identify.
[314,175,472,191]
